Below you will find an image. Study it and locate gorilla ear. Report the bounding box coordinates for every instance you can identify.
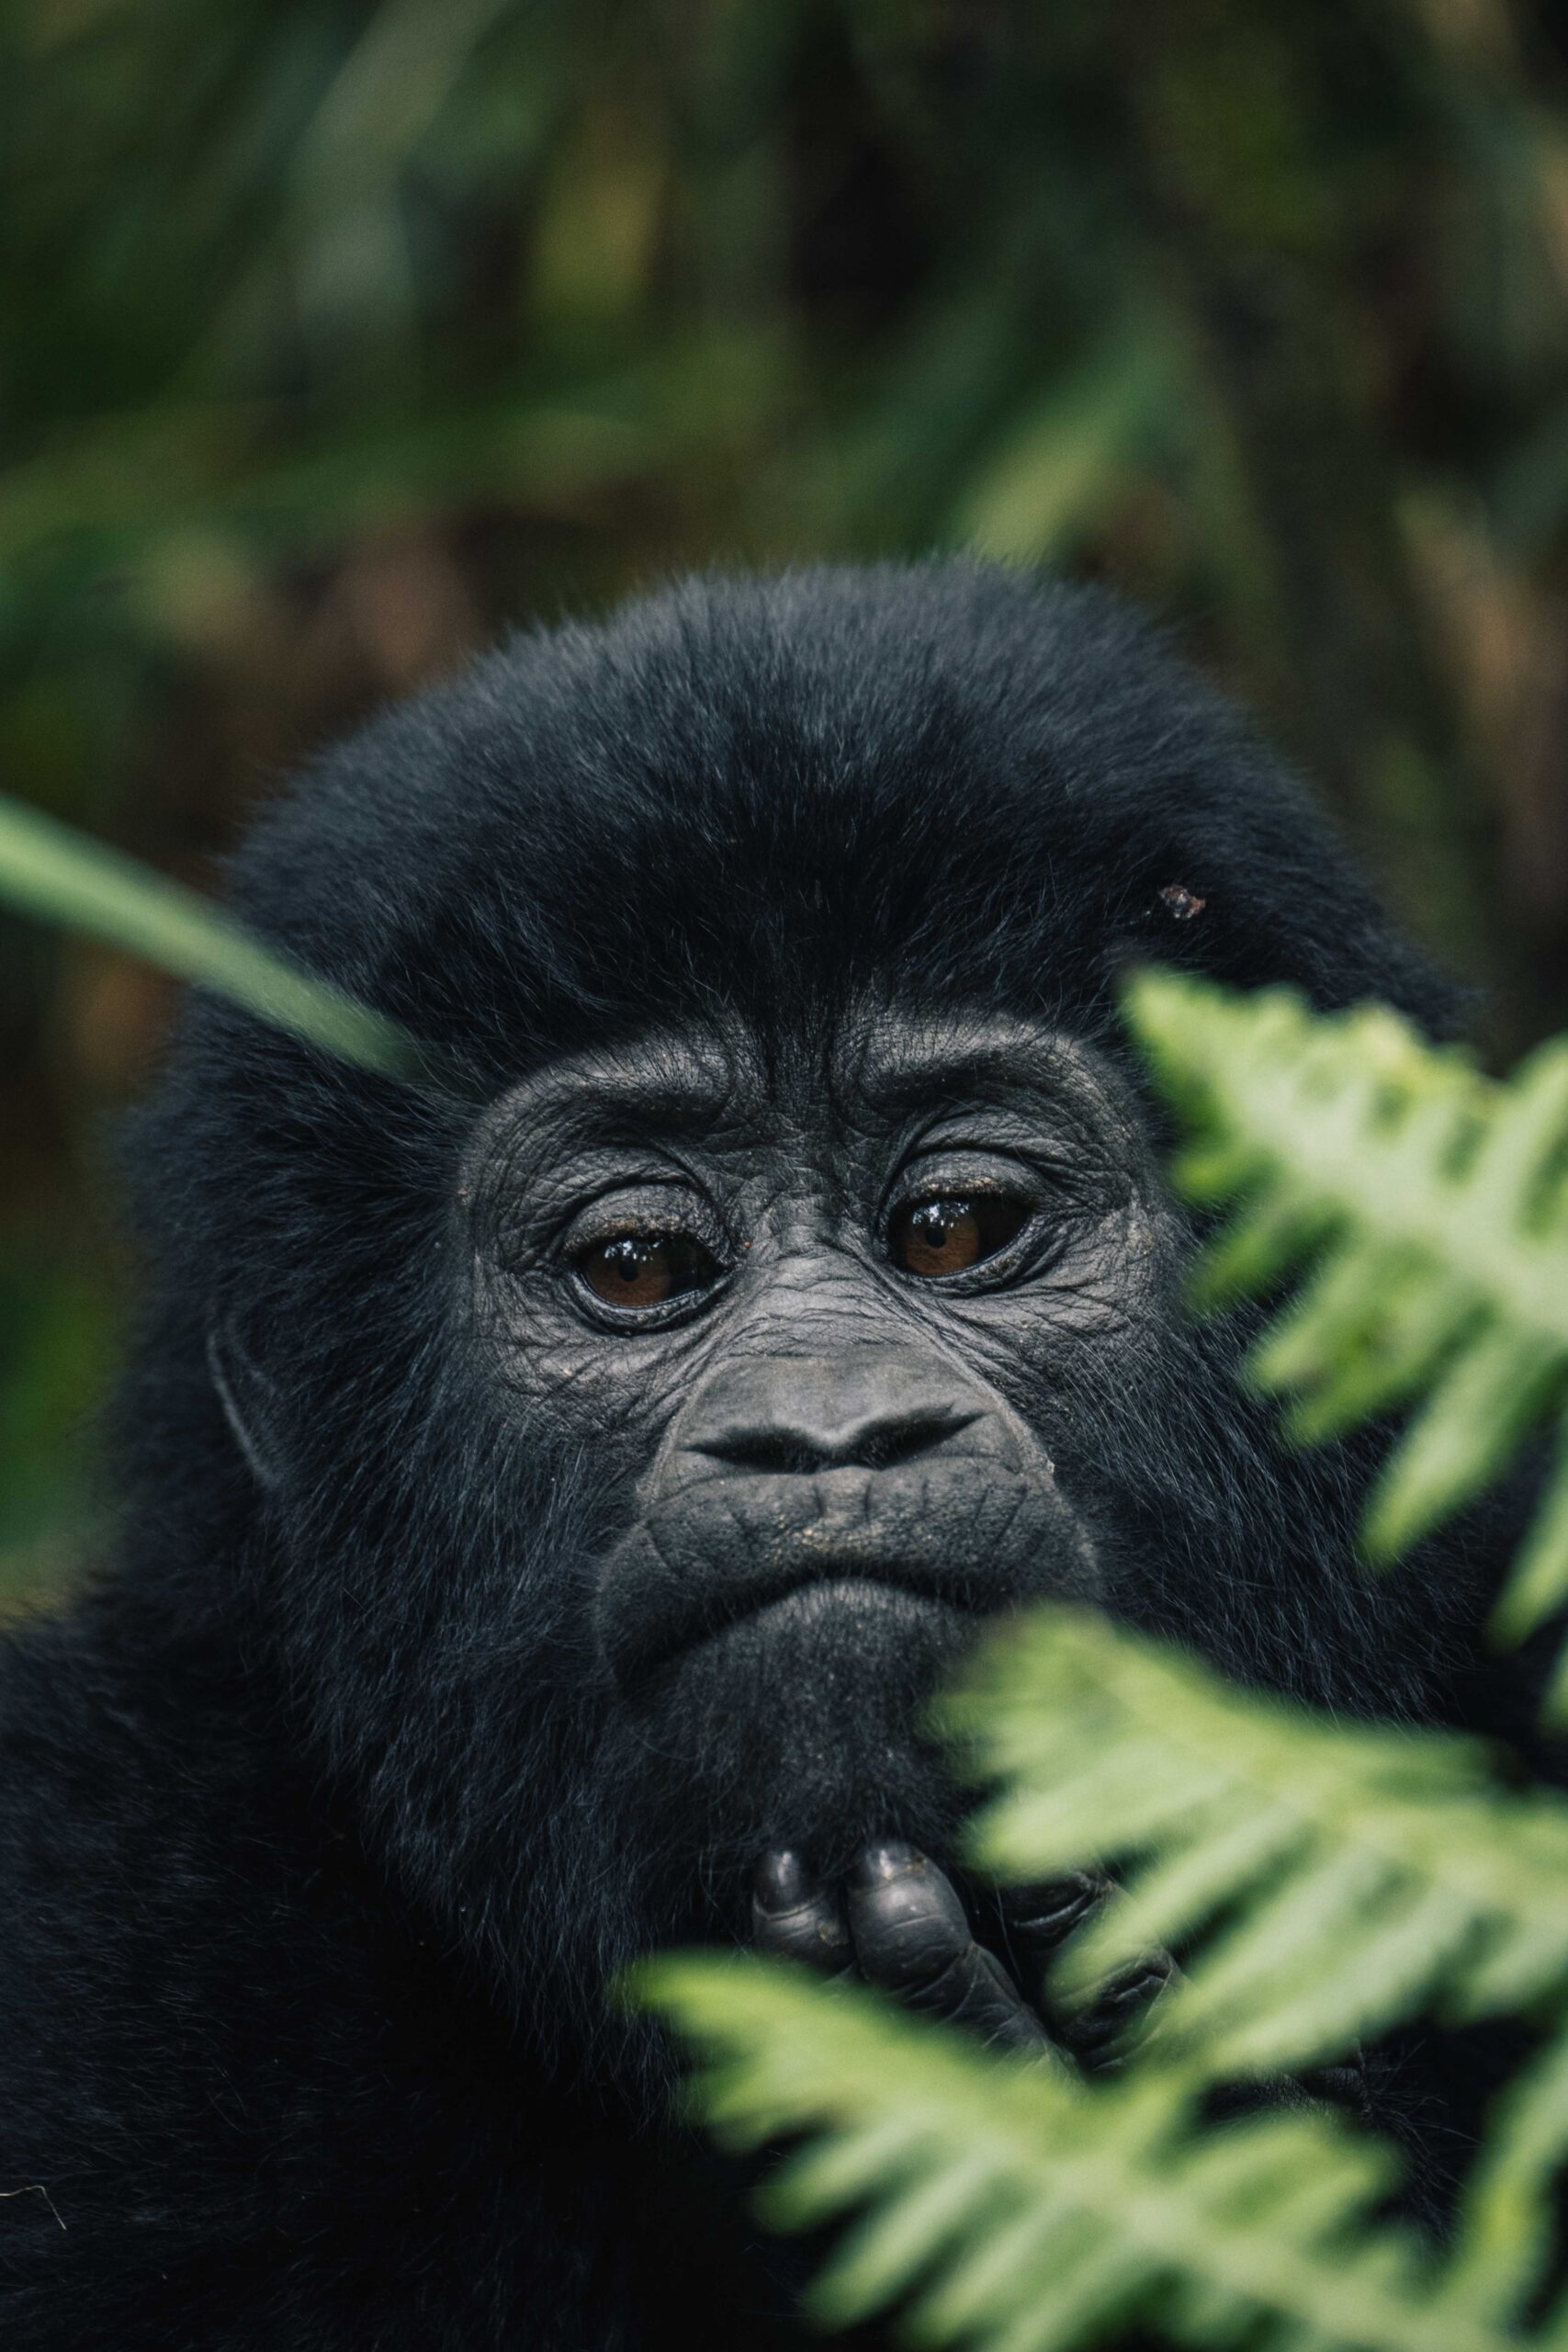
[207,1318,289,1491]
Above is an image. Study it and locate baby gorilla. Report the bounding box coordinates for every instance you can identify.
[0,565,1490,2350]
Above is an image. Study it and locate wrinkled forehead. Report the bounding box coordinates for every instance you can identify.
[468,1003,1144,1163]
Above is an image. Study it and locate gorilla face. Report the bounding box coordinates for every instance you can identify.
[209,985,1435,2090]
[461,1005,1166,1886]
[152,566,1469,2095]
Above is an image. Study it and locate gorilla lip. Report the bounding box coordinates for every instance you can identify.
[610,1552,981,1690]
[691,1565,968,1648]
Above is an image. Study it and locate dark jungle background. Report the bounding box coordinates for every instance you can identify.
[5,0,1568,1604]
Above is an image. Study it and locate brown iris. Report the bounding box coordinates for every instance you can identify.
[890,1193,1029,1278]
[577,1233,716,1308]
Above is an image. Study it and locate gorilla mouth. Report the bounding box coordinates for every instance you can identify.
[594,1460,1075,1695]
[687,1568,968,1655]
[617,1554,982,1689]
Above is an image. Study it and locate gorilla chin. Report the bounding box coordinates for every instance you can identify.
[620,1574,982,1881]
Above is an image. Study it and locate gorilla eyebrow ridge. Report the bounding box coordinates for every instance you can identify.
[847,1015,1109,1123]
[478,1037,746,1158]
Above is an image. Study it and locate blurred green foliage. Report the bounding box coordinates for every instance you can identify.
[6,0,1568,1597]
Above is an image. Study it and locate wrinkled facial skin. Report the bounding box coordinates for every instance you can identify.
[265,994,1443,2097]
[463,1007,1173,1883]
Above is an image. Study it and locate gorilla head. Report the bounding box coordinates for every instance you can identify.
[118,563,1466,2088]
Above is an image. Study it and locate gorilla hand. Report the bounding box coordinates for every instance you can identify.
[751,1845,1175,2064]
[993,1872,1178,2071]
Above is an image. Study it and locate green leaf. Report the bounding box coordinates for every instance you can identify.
[1122,971,1568,1668]
[946,1607,1568,2075]
[635,1953,1525,2352]
[948,323,1172,564]
[0,792,418,1080]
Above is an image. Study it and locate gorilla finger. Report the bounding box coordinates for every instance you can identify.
[846,1843,1052,2054]
[751,1849,853,1975]
[1055,1949,1179,2072]
[991,1869,1111,1993]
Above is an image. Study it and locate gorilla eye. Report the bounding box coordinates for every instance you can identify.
[575,1233,718,1310]
[890,1193,1030,1279]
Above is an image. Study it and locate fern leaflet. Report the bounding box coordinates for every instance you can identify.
[948,1605,1568,2076]
[1123,972,1568,1707]
[637,1955,1562,2352]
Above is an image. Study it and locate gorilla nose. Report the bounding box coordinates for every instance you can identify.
[683,1354,980,1475]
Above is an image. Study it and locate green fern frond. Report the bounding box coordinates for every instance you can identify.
[946,1607,1568,2075]
[1123,972,1568,1683]
[635,1953,1546,2352]
[1447,2034,1568,2323]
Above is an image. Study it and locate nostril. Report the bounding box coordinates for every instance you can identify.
[694,1408,977,1475]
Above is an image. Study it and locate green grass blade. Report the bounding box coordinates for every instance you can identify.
[0,792,418,1080]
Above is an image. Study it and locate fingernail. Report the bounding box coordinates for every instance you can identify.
[848,1840,924,1890]
[753,1849,818,1912]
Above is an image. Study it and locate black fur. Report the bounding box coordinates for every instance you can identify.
[0,565,1507,2349]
